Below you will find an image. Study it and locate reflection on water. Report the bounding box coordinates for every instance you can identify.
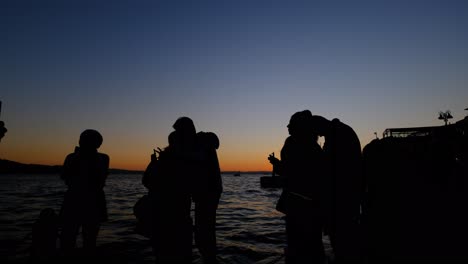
[0,173,330,263]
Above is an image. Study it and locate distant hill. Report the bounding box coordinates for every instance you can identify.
[0,159,142,175]
[222,171,272,175]
[0,159,270,175]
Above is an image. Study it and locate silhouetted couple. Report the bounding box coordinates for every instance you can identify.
[269,110,362,264]
[142,117,222,264]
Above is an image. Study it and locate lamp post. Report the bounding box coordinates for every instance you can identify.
[438,110,453,126]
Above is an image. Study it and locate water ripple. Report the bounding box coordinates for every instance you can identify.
[0,173,333,263]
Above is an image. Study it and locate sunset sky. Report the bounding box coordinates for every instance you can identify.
[2,0,468,171]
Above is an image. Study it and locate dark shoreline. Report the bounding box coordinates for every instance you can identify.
[0,159,143,175]
[0,159,270,175]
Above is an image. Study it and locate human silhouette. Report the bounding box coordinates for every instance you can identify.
[268,110,327,264]
[309,115,363,263]
[193,131,222,264]
[143,118,198,263]
[0,121,6,141]
[0,101,6,142]
[30,208,59,262]
[173,116,197,152]
[59,129,109,254]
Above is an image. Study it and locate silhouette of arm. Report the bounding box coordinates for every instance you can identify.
[268,155,284,175]
[142,161,154,189]
[60,154,74,186]
[99,154,110,189]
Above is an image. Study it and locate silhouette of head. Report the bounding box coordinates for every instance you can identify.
[310,115,331,136]
[79,129,103,150]
[288,110,314,138]
[168,131,178,147]
[198,132,220,150]
[173,117,196,135]
[168,131,185,152]
[0,121,6,141]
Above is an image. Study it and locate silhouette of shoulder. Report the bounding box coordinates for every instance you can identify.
[97,153,110,165]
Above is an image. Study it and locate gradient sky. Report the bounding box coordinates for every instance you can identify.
[1,0,468,171]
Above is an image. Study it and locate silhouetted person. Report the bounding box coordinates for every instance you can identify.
[0,121,6,141]
[59,129,109,255]
[31,208,59,262]
[193,131,222,264]
[173,116,197,152]
[269,110,327,264]
[310,115,362,263]
[143,118,197,263]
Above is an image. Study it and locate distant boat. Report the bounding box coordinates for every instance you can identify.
[233,171,241,176]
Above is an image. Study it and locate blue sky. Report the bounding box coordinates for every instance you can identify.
[2,0,468,170]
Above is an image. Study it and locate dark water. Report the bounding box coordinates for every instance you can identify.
[0,173,331,263]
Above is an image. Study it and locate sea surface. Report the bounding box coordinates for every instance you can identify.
[0,173,331,263]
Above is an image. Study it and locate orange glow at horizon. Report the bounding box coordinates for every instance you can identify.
[0,132,281,172]
[1,149,276,172]
[0,125,379,172]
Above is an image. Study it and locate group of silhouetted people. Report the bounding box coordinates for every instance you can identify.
[49,117,221,264]
[269,110,362,264]
[269,110,468,264]
[141,117,222,264]
[19,110,468,264]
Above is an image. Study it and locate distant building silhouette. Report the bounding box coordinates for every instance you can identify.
[363,117,468,262]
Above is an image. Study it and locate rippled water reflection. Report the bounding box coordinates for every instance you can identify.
[0,173,331,263]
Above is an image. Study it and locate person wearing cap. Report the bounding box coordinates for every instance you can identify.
[59,129,109,254]
[268,110,327,264]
